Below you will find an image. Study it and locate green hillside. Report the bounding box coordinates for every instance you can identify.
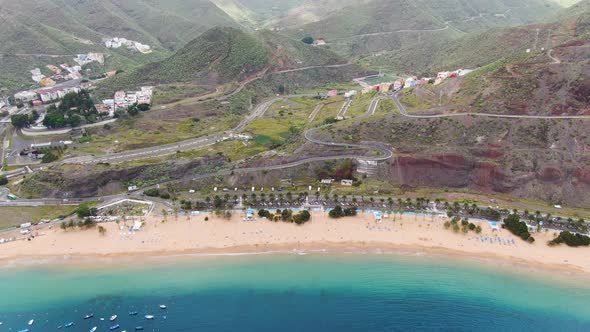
[286,0,561,60]
[0,0,239,92]
[96,27,348,96]
[400,3,590,115]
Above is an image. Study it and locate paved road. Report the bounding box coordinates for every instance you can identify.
[304,96,393,161]
[20,119,118,137]
[391,93,590,119]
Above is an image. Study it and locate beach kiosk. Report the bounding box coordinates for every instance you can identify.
[374,211,383,223]
[246,209,255,221]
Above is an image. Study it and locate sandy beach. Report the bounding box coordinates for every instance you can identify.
[1,211,588,275]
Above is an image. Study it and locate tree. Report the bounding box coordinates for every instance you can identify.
[0,175,7,186]
[137,103,150,112]
[75,203,97,218]
[301,36,314,44]
[11,114,31,128]
[98,226,107,235]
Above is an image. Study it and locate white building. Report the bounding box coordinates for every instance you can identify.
[341,179,353,186]
[14,91,39,103]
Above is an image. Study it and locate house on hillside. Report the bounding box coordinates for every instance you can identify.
[437,71,450,80]
[327,89,338,97]
[14,91,39,103]
[341,179,353,186]
[321,178,334,184]
[314,39,326,46]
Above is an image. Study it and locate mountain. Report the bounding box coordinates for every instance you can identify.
[97,27,347,94]
[400,2,590,116]
[0,0,240,92]
[284,0,561,58]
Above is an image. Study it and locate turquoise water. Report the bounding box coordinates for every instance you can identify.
[1,254,589,331]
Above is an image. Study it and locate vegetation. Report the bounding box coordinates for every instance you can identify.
[75,202,97,219]
[10,111,39,128]
[503,214,534,243]
[43,90,98,128]
[98,225,107,235]
[0,175,7,186]
[301,36,314,44]
[329,205,357,218]
[258,209,312,224]
[549,231,590,247]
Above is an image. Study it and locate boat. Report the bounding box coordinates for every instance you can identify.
[17,329,29,332]
[64,322,75,328]
[159,304,167,309]
[129,311,138,316]
[110,324,120,330]
[28,319,34,326]
[110,315,118,321]
[135,327,144,331]
[90,327,97,332]
[100,318,105,321]
[144,315,154,320]
[84,314,94,319]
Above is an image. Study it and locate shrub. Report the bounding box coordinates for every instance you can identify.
[549,231,590,247]
[0,175,7,186]
[75,203,97,218]
[443,221,451,229]
[503,214,533,242]
[292,210,311,225]
[468,223,476,230]
[159,192,171,199]
[301,36,314,44]
[143,188,160,197]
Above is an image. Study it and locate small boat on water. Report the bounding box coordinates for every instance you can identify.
[135,327,144,331]
[159,304,167,309]
[28,319,34,326]
[64,322,75,328]
[84,314,94,319]
[144,315,154,320]
[17,329,29,332]
[110,324,120,330]
[110,315,118,321]
[90,327,97,332]
[129,311,138,316]
[100,318,105,321]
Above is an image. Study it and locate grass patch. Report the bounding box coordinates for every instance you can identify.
[0,206,77,229]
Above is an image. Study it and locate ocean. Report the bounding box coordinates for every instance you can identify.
[1,254,589,332]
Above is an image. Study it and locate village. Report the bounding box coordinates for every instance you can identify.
[354,68,475,94]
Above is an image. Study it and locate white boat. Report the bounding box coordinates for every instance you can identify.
[159,304,167,309]
[28,319,34,326]
[144,315,154,320]
[110,315,118,321]
[90,327,97,332]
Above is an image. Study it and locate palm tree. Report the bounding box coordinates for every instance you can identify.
[333,194,339,203]
[205,196,211,206]
[162,209,168,222]
[388,197,394,209]
[370,197,375,205]
[315,191,320,201]
[397,198,403,208]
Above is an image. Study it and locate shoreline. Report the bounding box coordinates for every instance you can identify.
[3,241,589,281]
[1,212,589,280]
